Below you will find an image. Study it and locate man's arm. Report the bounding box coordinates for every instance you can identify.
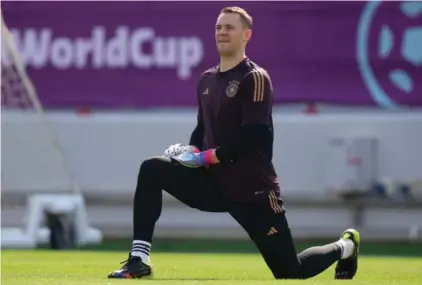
[176,69,273,167]
[188,84,204,150]
[215,69,273,162]
[189,124,204,151]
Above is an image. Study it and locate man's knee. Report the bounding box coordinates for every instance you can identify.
[134,157,175,196]
[273,271,302,280]
[138,156,173,179]
[272,262,307,280]
[137,157,177,190]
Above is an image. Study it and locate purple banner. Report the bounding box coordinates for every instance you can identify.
[2,1,421,109]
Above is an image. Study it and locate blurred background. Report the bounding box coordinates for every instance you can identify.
[1,1,422,251]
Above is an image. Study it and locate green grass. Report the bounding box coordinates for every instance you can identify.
[80,239,422,257]
[2,250,422,285]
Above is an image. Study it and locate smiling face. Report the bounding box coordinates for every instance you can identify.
[215,9,252,57]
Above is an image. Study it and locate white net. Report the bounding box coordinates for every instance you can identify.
[1,14,79,193]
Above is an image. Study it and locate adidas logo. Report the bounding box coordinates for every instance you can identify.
[267,226,278,236]
[203,88,209,95]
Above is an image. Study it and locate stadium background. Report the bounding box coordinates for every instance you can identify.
[1,0,422,252]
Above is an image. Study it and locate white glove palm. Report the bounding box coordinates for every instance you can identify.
[163,143,198,158]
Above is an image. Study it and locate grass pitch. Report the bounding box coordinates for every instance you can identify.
[2,250,422,285]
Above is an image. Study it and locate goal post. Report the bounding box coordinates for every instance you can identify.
[1,12,79,194]
[1,13,103,248]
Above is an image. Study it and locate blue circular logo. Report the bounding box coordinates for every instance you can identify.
[357,1,422,109]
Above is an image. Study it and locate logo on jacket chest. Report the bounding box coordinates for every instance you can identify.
[226,80,240,98]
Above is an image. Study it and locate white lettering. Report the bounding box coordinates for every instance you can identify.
[10,28,50,68]
[50,38,73,69]
[154,37,177,67]
[106,26,129,68]
[130,28,154,68]
[8,26,205,79]
[92,27,106,68]
[177,37,203,80]
[74,38,93,69]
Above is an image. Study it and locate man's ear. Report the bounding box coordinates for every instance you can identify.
[246,29,252,41]
[244,29,252,44]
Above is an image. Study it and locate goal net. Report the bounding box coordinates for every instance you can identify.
[1,13,79,195]
[1,12,102,249]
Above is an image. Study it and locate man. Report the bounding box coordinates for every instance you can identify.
[107,6,360,280]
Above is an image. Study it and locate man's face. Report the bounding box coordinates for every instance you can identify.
[215,13,251,56]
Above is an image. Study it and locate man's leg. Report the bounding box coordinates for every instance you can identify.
[132,157,228,244]
[108,156,228,279]
[229,191,359,280]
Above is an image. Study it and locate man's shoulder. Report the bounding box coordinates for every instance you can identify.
[243,60,271,81]
[199,66,219,79]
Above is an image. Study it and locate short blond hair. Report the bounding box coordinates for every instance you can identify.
[220,6,253,29]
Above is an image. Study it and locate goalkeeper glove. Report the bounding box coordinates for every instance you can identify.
[173,149,219,168]
[163,143,199,158]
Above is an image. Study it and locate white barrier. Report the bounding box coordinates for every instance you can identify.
[2,110,422,241]
[3,110,422,196]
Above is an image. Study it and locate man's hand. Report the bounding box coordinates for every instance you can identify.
[163,143,199,158]
[174,149,220,168]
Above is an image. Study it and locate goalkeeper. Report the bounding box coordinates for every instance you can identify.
[108,6,360,280]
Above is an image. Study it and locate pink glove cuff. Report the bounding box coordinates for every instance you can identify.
[199,149,218,165]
